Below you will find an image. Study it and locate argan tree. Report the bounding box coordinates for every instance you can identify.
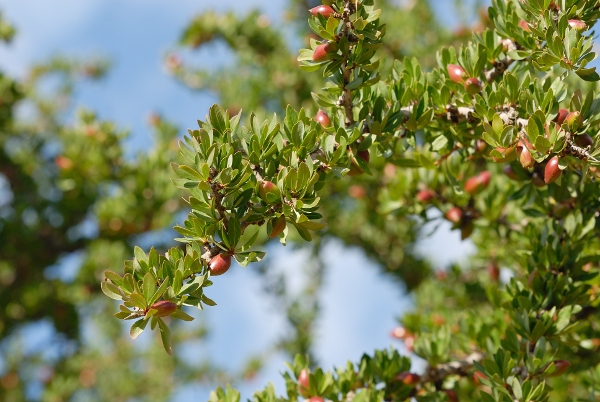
[98,0,600,400]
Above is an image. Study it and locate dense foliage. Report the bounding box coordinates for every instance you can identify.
[3,0,600,401]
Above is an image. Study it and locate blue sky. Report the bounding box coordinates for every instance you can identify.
[0,1,476,400]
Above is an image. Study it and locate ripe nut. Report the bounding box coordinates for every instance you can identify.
[554,108,569,125]
[149,300,177,317]
[347,150,370,177]
[544,156,561,184]
[209,253,232,276]
[55,155,74,170]
[309,5,335,18]
[464,77,482,95]
[447,64,466,84]
[517,140,534,169]
[404,335,415,352]
[464,170,491,194]
[547,360,571,377]
[519,19,530,32]
[258,180,281,204]
[269,215,286,238]
[531,172,546,187]
[460,219,474,240]
[445,207,463,225]
[565,111,583,132]
[315,110,331,128]
[313,42,334,62]
[473,371,487,384]
[443,389,459,402]
[416,189,436,204]
[487,263,500,282]
[502,165,519,181]
[574,133,593,148]
[395,372,421,386]
[568,19,587,32]
[307,398,325,402]
[391,326,412,340]
[348,185,366,199]
[298,369,310,397]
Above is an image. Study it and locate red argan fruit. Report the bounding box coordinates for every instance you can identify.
[315,110,331,128]
[348,185,366,199]
[298,369,310,397]
[55,155,74,170]
[404,335,415,352]
[446,207,463,225]
[209,254,232,276]
[487,263,500,282]
[544,156,561,184]
[269,215,286,238]
[309,5,335,18]
[313,42,333,62]
[391,326,412,340]
[307,398,324,402]
[473,371,487,384]
[347,150,370,177]
[574,133,593,148]
[447,64,466,83]
[149,300,177,317]
[568,19,587,32]
[503,165,519,181]
[444,389,459,402]
[565,111,583,131]
[519,20,530,32]
[517,141,534,169]
[547,360,571,377]
[416,189,436,204]
[464,77,482,94]
[554,108,569,125]
[258,180,281,204]
[464,171,491,194]
[395,372,421,386]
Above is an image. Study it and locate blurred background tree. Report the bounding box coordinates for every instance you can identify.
[6,0,580,401]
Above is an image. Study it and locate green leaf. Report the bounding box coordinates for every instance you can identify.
[130,318,148,339]
[171,309,194,321]
[142,272,156,303]
[157,318,173,355]
[101,280,122,301]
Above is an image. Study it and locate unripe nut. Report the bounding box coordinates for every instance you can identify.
[259,180,281,204]
[565,111,583,131]
[544,156,561,184]
[464,77,482,94]
[298,369,310,397]
[517,141,534,169]
[568,19,587,32]
[315,110,331,128]
[209,254,232,276]
[464,170,491,194]
[309,5,335,19]
[149,300,177,317]
[269,215,286,238]
[395,372,421,386]
[416,189,436,204]
[447,64,466,84]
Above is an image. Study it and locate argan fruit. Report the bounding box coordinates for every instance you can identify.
[315,110,331,128]
[519,20,530,32]
[309,5,335,18]
[447,64,466,83]
[269,215,286,238]
[209,254,232,276]
[544,156,561,184]
[547,360,571,377]
[554,108,569,125]
[395,372,421,386]
[565,111,583,131]
[149,300,177,317]
[313,42,333,62]
[298,369,310,397]
[574,133,593,148]
[568,19,587,32]
[487,263,500,282]
[446,207,463,225]
[473,371,487,384]
[307,398,324,402]
[464,77,482,94]
[55,155,74,170]
[258,180,281,204]
[416,189,436,204]
[464,171,491,194]
[347,150,370,177]
[517,141,534,169]
[391,326,412,340]
[492,146,517,162]
[444,389,459,402]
